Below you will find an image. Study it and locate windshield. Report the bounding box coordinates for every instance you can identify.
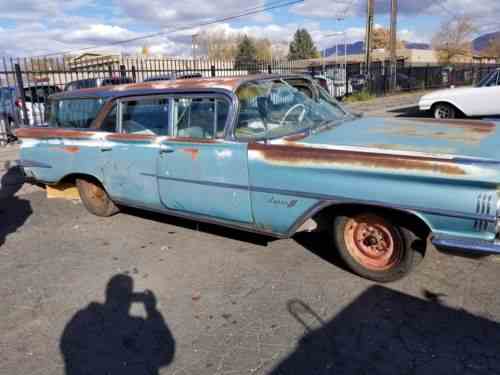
[235,80,348,140]
[477,70,499,87]
[47,98,105,128]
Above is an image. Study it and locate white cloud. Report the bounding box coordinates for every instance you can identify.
[0,0,498,58]
[291,0,500,24]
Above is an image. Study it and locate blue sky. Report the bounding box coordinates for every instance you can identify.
[0,0,498,57]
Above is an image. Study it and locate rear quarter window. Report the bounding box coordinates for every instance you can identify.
[47,98,105,129]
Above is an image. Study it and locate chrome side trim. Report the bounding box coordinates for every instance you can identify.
[16,159,52,168]
[432,236,500,255]
[143,173,496,223]
[112,198,289,239]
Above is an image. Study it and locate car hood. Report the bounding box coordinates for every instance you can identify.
[295,117,500,161]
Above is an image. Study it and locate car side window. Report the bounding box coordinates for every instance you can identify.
[100,105,117,132]
[172,97,228,139]
[121,98,169,135]
[486,72,500,87]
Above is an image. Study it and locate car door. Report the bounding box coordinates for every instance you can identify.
[461,71,500,116]
[156,94,253,223]
[478,71,500,116]
[100,96,170,209]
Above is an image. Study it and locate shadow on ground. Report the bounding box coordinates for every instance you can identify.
[270,285,500,374]
[388,105,430,118]
[293,231,351,274]
[60,274,175,375]
[0,165,32,247]
[121,206,275,247]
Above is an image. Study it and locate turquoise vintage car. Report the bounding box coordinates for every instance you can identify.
[16,75,500,282]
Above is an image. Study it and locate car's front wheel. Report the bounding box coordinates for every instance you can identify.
[333,213,419,282]
[76,178,119,217]
[433,103,456,119]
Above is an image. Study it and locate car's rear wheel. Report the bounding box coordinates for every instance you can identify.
[76,178,119,217]
[333,213,418,282]
[433,103,456,119]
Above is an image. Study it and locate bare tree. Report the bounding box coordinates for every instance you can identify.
[372,27,405,50]
[432,16,477,64]
[483,37,500,58]
[202,30,274,61]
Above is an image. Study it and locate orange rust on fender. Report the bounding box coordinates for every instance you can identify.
[59,146,80,154]
[181,148,200,160]
[106,133,156,142]
[15,128,97,140]
[249,143,466,175]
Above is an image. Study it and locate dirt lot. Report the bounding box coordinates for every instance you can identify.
[1,98,500,374]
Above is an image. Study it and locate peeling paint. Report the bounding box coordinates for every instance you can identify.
[181,148,199,160]
[249,143,466,175]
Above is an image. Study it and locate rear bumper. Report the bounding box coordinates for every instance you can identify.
[432,235,500,255]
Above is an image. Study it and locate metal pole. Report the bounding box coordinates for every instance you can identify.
[364,0,374,77]
[389,0,398,90]
[14,63,29,126]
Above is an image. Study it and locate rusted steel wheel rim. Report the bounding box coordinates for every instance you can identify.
[87,182,106,203]
[344,215,402,271]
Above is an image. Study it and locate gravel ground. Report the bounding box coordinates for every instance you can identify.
[1,96,500,375]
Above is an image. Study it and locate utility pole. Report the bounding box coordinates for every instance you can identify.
[364,0,374,77]
[389,0,398,90]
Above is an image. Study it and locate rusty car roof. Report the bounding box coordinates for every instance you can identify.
[52,74,310,100]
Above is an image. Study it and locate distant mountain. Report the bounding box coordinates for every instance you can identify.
[473,31,500,52]
[323,41,364,57]
[405,42,431,50]
[322,41,430,57]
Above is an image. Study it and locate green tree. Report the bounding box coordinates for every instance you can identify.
[234,35,258,70]
[288,29,319,60]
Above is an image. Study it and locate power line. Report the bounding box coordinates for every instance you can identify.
[37,0,304,58]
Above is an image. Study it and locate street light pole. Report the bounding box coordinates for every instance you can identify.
[364,0,374,76]
[389,0,398,90]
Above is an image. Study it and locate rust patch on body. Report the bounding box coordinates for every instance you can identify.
[61,146,80,154]
[167,137,218,144]
[181,148,200,160]
[249,143,465,175]
[425,119,496,129]
[15,128,96,140]
[283,132,309,142]
[106,133,156,142]
[372,119,496,145]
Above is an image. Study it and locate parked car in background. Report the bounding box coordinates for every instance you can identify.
[349,73,368,93]
[16,74,500,282]
[419,68,500,119]
[313,75,350,100]
[143,72,203,82]
[65,77,134,91]
[16,84,62,126]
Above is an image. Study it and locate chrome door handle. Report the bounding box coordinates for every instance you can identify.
[159,144,175,154]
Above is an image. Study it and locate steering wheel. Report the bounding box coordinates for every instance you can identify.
[279,104,306,127]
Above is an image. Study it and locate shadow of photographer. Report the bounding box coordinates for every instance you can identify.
[0,165,32,247]
[60,274,175,375]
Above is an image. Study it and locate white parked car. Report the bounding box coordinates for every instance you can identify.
[419,68,500,119]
